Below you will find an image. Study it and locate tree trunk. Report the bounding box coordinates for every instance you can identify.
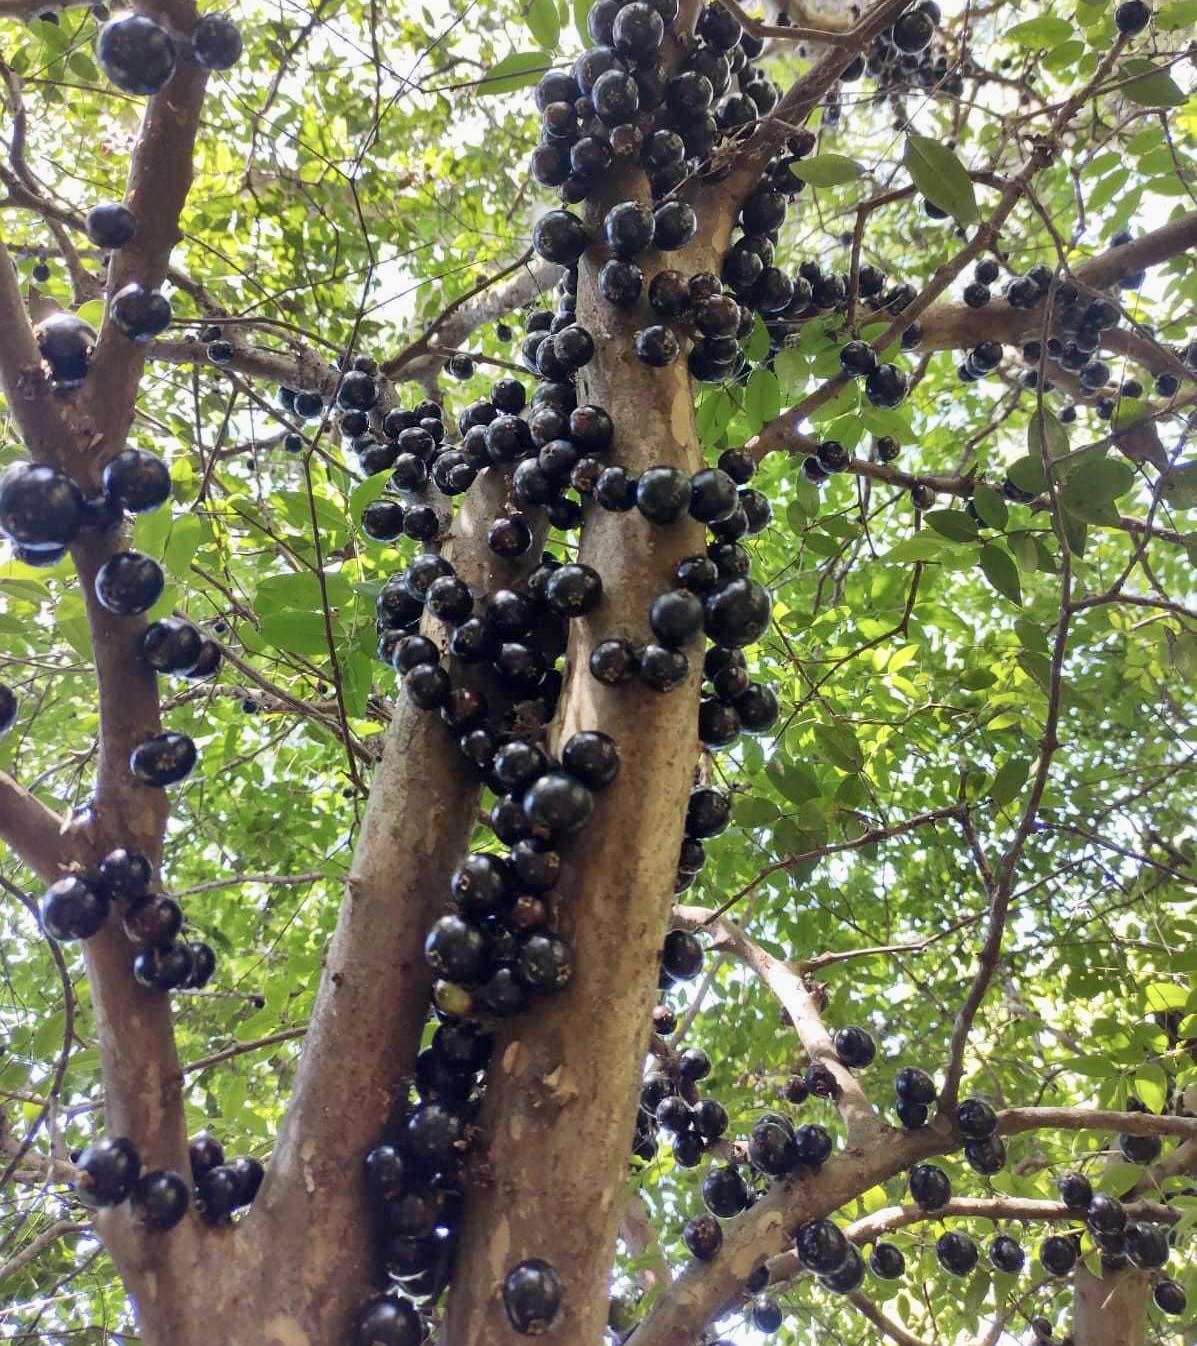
[443,164,721,1342]
[1073,1264,1150,1346]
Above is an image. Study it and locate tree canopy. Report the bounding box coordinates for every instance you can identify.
[0,1,1195,1344]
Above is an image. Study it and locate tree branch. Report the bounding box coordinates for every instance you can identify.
[0,773,72,882]
[674,905,880,1144]
[0,1221,88,1287]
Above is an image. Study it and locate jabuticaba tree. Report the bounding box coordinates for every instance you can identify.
[0,1,1195,1344]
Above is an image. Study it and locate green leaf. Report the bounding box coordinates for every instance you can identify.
[972,483,1008,531]
[1006,15,1074,45]
[768,759,821,805]
[573,0,595,42]
[903,134,978,226]
[1096,1162,1144,1194]
[1120,59,1187,107]
[1059,456,1135,524]
[163,513,202,579]
[524,0,561,48]
[926,509,980,543]
[55,590,92,660]
[813,722,864,773]
[991,757,1030,810]
[1160,461,1197,511]
[978,543,1022,606]
[744,367,781,429]
[1157,0,1197,28]
[743,314,770,364]
[477,50,550,96]
[1007,455,1047,497]
[259,609,332,658]
[1027,407,1069,461]
[790,153,865,188]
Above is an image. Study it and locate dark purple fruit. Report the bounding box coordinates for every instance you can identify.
[131,1168,189,1229]
[895,1066,936,1104]
[110,283,172,340]
[352,1294,423,1346]
[40,874,110,941]
[192,12,243,69]
[36,313,95,386]
[75,1134,140,1207]
[989,1234,1024,1273]
[140,618,202,673]
[0,462,83,548]
[796,1219,849,1274]
[909,1163,950,1210]
[702,1163,749,1218]
[95,550,164,614]
[936,1230,978,1276]
[129,732,196,786]
[590,638,638,684]
[661,928,702,981]
[870,1241,905,1279]
[561,730,620,789]
[122,894,183,947]
[85,201,136,248]
[702,578,771,647]
[103,449,171,513]
[683,1214,722,1260]
[97,13,175,94]
[957,1097,998,1139]
[1039,1234,1078,1276]
[532,210,589,265]
[523,772,594,836]
[686,787,729,837]
[502,1258,563,1335]
[834,1026,875,1069]
[1057,1171,1092,1210]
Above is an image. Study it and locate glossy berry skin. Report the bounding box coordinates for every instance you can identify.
[131,1169,189,1230]
[1056,1170,1092,1210]
[97,14,176,94]
[0,463,83,548]
[40,874,110,941]
[702,1164,749,1218]
[964,1135,1006,1175]
[590,638,638,685]
[192,13,243,69]
[894,1066,937,1105]
[793,1122,833,1168]
[937,1231,978,1276]
[133,941,195,990]
[186,941,216,989]
[896,1097,928,1129]
[686,787,729,837]
[97,847,152,900]
[654,200,697,250]
[822,1244,865,1293]
[865,362,908,408]
[523,772,594,837]
[1039,1234,1078,1276]
[989,1234,1024,1273]
[140,618,202,673]
[751,1297,783,1334]
[352,1294,423,1346]
[637,466,693,524]
[703,578,772,648]
[834,1025,875,1069]
[604,201,655,259]
[424,915,485,984]
[683,1214,722,1260]
[1124,1221,1168,1269]
[796,1219,849,1275]
[96,550,165,614]
[634,325,681,367]
[1154,1279,1186,1315]
[661,928,703,981]
[103,449,171,513]
[545,564,603,617]
[36,313,96,386]
[1086,1193,1127,1236]
[110,283,172,340]
[0,683,15,735]
[75,1135,141,1208]
[870,1241,905,1279]
[561,731,620,789]
[532,210,589,265]
[85,201,136,248]
[908,1163,951,1211]
[639,644,689,692]
[123,894,184,948]
[502,1258,563,1335]
[1119,1131,1162,1164]
[650,589,704,648]
[129,731,197,786]
[957,1096,998,1139]
[1114,0,1151,34]
[748,1115,797,1176]
[693,1098,727,1140]
[689,467,738,523]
